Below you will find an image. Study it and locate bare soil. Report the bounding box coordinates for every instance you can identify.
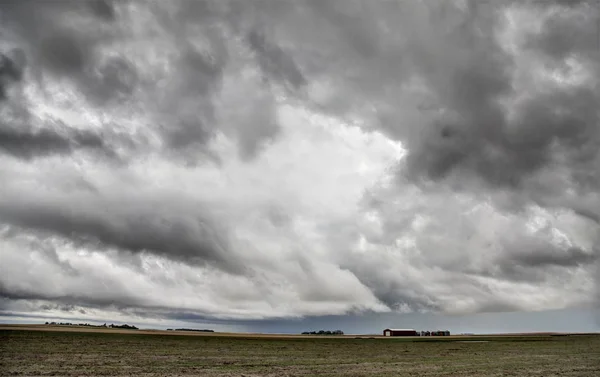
[1,325,599,376]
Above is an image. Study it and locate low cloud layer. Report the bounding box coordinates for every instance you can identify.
[0,0,598,324]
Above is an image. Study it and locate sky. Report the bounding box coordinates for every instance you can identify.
[0,0,599,335]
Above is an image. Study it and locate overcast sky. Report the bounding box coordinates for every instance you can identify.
[0,0,599,334]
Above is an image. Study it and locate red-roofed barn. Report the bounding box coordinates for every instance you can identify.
[383,329,418,336]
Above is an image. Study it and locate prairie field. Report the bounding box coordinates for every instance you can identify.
[1,326,599,376]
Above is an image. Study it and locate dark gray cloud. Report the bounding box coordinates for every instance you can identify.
[0,200,242,274]
[247,29,306,89]
[0,10,120,161]
[0,0,288,162]
[511,246,597,268]
[526,6,598,60]
[574,209,600,225]
[398,1,599,193]
[489,247,598,285]
[0,49,25,100]
[38,31,89,75]
[0,127,112,160]
[348,272,440,313]
[0,289,144,312]
[352,0,600,295]
[87,0,116,21]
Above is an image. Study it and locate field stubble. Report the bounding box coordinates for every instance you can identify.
[1,328,599,376]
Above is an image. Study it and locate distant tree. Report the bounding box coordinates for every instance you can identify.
[301,329,344,336]
[174,328,214,332]
[109,323,138,330]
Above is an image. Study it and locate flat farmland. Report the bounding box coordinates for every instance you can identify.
[1,327,600,376]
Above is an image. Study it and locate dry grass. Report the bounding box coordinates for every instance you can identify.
[1,326,600,376]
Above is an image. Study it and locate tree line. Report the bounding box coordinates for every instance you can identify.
[301,330,344,335]
[166,328,214,332]
[44,322,138,329]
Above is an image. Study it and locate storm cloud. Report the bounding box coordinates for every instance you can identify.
[0,0,598,325]
[0,127,111,159]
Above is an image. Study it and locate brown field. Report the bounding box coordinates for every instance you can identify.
[0,324,353,339]
[1,324,600,376]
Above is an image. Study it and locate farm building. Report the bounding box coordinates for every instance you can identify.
[383,329,418,337]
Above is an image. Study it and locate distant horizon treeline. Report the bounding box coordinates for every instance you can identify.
[418,330,450,336]
[44,322,138,330]
[301,330,344,335]
[167,328,215,332]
